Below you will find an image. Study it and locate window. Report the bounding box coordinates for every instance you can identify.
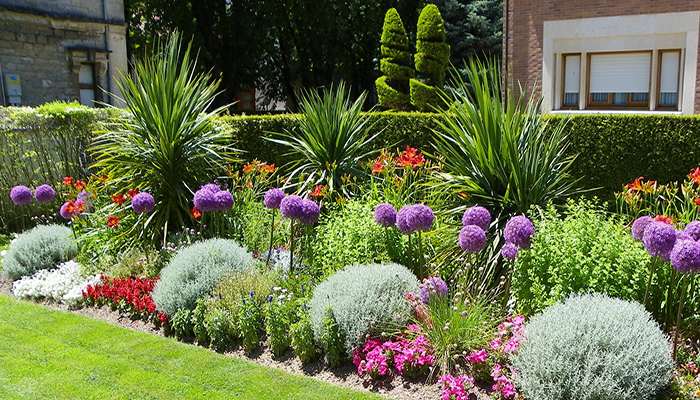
[587,51,651,108]
[562,54,580,108]
[79,63,101,107]
[658,50,681,109]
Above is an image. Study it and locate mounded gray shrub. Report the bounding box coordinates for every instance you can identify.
[513,292,673,400]
[2,224,77,281]
[309,262,419,355]
[152,238,253,316]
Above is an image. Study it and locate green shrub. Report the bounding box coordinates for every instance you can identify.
[290,311,318,363]
[2,225,77,281]
[513,293,672,400]
[308,262,419,355]
[206,268,278,318]
[264,298,292,357]
[192,299,210,346]
[152,238,253,316]
[411,4,450,111]
[376,8,413,110]
[512,200,662,316]
[238,293,263,352]
[169,308,194,341]
[204,308,236,351]
[319,308,345,367]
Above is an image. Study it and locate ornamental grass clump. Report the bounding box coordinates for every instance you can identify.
[513,293,672,400]
[2,224,77,281]
[308,263,419,355]
[152,238,254,316]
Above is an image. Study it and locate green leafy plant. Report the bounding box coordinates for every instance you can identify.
[169,308,195,342]
[267,83,379,198]
[204,308,237,351]
[192,299,210,346]
[376,8,413,110]
[320,308,345,368]
[90,33,236,245]
[264,297,292,357]
[513,293,672,400]
[291,311,318,363]
[2,224,77,281]
[410,4,450,111]
[206,268,279,318]
[238,292,263,352]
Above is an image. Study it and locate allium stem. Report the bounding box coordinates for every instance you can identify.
[418,231,424,279]
[643,257,658,307]
[502,261,512,308]
[673,274,687,361]
[408,233,413,273]
[665,270,676,332]
[289,220,295,273]
[266,210,276,270]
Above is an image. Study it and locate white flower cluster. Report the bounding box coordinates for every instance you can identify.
[12,260,101,305]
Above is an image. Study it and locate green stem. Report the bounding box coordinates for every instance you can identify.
[673,274,687,361]
[266,211,275,270]
[418,231,424,279]
[502,261,512,308]
[643,257,658,307]
[665,269,676,332]
[408,233,413,273]
[289,220,295,273]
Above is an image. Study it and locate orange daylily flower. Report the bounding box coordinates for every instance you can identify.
[689,167,700,185]
[243,164,255,173]
[62,176,73,186]
[396,145,425,169]
[694,198,700,207]
[372,161,384,174]
[626,177,656,193]
[127,189,139,199]
[310,185,324,198]
[654,215,674,225]
[74,180,86,190]
[261,163,275,173]
[191,206,202,220]
[107,215,120,228]
[111,194,127,206]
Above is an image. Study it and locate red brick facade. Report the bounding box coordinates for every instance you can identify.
[504,1,700,113]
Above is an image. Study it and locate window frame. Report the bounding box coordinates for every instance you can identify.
[585,50,652,110]
[656,49,682,111]
[560,53,581,110]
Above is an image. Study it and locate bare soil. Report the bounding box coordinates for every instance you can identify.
[0,272,491,400]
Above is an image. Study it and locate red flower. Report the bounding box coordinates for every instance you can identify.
[689,167,700,185]
[626,177,656,193]
[62,176,73,186]
[694,198,700,207]
[372,161,384,174]
[243,164,254,173]
[127,188,139,198]
[261,163,275,173]
[191,206,202,220]
[107,215,119,228]
[111,193,127,206]
[74,180,86,190]
[654,215,674,225]
[396,146,425,169]
[310,185,324,198]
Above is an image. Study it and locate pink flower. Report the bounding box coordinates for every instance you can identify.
[503,337,520,354]
[510,315,525,326]
[467,349,487,363]
[407,324,421,332]
[491,363,502,378]
[501,384,517,398]
[490,338,503,351]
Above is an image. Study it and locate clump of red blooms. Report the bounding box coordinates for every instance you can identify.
[372,146,425,173]
[654,215,674,225]
[242,159,275,174]
[83,276,167,326]
[106,215,119,228]
[626,176,657,193]
[353,325,435,379]
[310,185,324,198]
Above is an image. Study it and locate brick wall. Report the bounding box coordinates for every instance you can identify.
[504,0,700,113]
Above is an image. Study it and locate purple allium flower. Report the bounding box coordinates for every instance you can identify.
[406,204,434,232]
[462,206,491,230]
[670,239,700,274]
[131,192,155,214]
[501,242,519,260]
[280,195,304,220]
[419,276,448,304]
[264,188,285,209]
[59,201,73,219]
[396,205,415,235]
[643,221,677,261]
[504,215,535,249]
[374,203,397,228]
[10,185,32,205]
[685,221,700,241]
[193,186,218,212]
[34,184,55,203]
[459,225,486,253]
[77,190,94,203]
[676,230,693,242]
[200,183,221,193]
[298,199,320,225]
[631,216,654,242]
[213,190,234,212]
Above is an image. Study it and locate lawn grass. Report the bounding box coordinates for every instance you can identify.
[0,295,380,400]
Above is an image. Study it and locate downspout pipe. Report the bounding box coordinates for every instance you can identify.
[103,0,112,104]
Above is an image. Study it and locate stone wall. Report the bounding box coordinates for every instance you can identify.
[504,0,700,114]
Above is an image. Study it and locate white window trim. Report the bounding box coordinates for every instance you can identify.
[542,11,699,115]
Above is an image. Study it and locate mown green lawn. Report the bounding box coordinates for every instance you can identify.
[0,295,379,400]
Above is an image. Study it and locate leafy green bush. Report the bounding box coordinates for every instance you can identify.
[151,238,253,316]
[512,200,660,316]
[376,8,413,110]
[2,225,77,281]
[308,262,419,355]
[319,308,345,367]
[264,298,292,357]
[204,308,236,351]
[206,268,278,318]
[238,293,263,352]
[90,33,236,245]
[291,311,318,363]
[513,293,672,400]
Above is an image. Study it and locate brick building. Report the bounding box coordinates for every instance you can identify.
[504,1,700,114]
[0,0,127,107]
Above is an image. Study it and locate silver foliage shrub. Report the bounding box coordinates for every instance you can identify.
[152,238,253,316]
[2,224,77,281]
[309,262,419,355]
[513,292,672,400]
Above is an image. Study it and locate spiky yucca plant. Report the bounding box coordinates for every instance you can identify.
[91,33,236,245]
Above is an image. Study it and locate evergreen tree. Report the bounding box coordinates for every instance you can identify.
[376,8,414,110]
[410,4,450,112]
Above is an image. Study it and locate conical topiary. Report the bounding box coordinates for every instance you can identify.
[375,8,414,110]
[410,4,450,111]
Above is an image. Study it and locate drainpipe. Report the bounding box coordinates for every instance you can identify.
[0,49,6,106]
[103,0,112,104]
[503,0,509,103]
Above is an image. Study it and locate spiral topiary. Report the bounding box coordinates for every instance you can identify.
[152,238,254,316]
[410,4,450,111]
[2,224,77,281]
[513,293,672,400]
[376,8,414,110]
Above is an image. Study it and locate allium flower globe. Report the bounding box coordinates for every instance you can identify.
[374,203,397,228]
[34,184,55,203]
[298,199,320,225]
[280,195,304,220]
[406,204,434,232]
[632,216,654,242]
[643,221,677,261]
[131,192,155,214]
[419,276,448,304]
[10,185,32,205]
[676,230,693,243]
[685,221,700,241]
[193,185,218,212]
[504,215,535,249]
[670,239,700,274]
[264,188,285,209]
[396,206,415,235]
[459,225,487,253]
[462,206,491,230]
[59,201,73,219]
[213,190,234,212]
[501,242,519,260]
